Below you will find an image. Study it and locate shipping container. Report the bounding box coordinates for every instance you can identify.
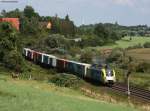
[23,48,30,57]
[23,48,27,56]
[27,49,32,60]
[42,53,49,65]
[86,68,103,82]
[36,52,42,64]
[31,51,34,60]
[48,55,56,67]
[66,61,91,77]
[56,58,67,72]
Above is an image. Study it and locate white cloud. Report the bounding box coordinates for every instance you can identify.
[110,0,136,6]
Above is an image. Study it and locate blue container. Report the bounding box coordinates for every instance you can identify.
[87,68,102,82]
[66,61,90,78]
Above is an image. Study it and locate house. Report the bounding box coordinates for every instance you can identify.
[39,21,52,29]
[0,18,20,30]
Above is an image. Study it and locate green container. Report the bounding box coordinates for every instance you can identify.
[37,53,42,63]
[43,55,49,64]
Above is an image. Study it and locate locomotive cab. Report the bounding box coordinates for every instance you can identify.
[103,64,116,84]
[86,64,116,85]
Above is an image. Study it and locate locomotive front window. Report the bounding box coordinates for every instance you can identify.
[106,70,113,76]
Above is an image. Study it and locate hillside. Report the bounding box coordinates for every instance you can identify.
[0,74,138,111]
[0,6,150,111]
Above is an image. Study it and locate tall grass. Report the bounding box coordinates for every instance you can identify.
[0,74,137,111]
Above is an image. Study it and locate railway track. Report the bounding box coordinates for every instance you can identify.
[109,83,150,102]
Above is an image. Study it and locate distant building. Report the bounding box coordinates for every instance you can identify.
[47,22,52,29]
[0,18,20,30]
[39,21,52,29]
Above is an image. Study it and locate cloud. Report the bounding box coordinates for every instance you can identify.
[0,0,150,25]
[110,0,136,6]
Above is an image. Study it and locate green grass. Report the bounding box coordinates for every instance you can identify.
[114,67,150,90]
[0,74,138,111]
[126,48,150,89]
[130,72,150,89]
[88,36,150,50]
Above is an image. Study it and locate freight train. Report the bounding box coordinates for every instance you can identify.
[23,48,116,85]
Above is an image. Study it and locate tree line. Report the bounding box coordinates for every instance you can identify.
[0,5,123,72]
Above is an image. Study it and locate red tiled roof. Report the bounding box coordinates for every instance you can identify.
[0,18,20,30]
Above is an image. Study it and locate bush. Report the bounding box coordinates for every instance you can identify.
[136,62,150,73]
[69,47,81,57]
[80,49,93,63]
[0,22,28,73]
[107,48,124,63]
[127,43,143,50]
[49,73,82,88]
[3,50,27,73]
[82,35,105,47]
[143,42,150,48]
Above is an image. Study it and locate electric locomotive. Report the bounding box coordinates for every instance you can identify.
[86,64,116,84]
[23,48,116,85]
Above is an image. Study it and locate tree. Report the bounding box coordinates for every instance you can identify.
[20,16,40,35]
[94,23,110,44]
[65,14,70,21]
[51,16,76,36]
[2,8,22,18]
[0,22,26,72]
[1,10,6,16]
[24,6,39,19]
[80,50,93,63]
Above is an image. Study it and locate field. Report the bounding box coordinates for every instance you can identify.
[0,73,138,111]
[127,48,150,89]
[115,48,150,90]
[127,48,150,62]
[88,36,150,50]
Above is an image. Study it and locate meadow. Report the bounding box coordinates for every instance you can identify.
[0,73,138,111]
[91,36,150,50]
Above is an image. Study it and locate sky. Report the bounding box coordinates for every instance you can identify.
[0,0,150,26]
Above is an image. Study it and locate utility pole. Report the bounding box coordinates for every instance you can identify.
[127,73,130,96]
[126,70,131,97]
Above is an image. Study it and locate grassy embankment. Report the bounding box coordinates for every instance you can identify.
[0,66,138,111]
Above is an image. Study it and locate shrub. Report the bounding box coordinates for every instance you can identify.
[80,50,93,63]
[49,73,82,88]
[107,48,124,63]
[136,62,150,73]
[143,42,150,48]
[127,43,143,50]
[2,50,27,73]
